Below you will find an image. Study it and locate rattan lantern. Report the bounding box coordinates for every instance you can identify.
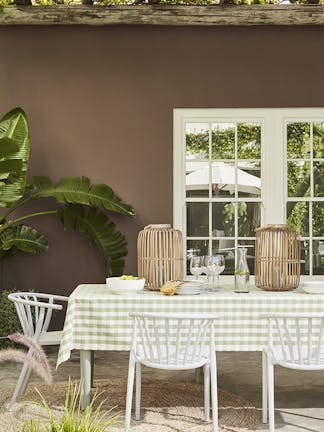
[137,224,183,291]
[255,224,300,291]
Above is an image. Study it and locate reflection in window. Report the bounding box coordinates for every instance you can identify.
[287,202,309,237]
[186,202,209,237]
[286,121,324,275]
[287,122,310,159]
[185,121,262,275]
[186,123,209,161]
[287,161,310,198]
[313,122,324,158]
[313,240,324,275]
[211,123,235,159]
[237,123,261,159]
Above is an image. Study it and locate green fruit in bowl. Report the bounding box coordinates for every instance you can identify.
[120,275,142,280]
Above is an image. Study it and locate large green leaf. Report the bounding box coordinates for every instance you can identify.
[0,160,23,173]
[29,176,136,217]
[58,204,127,276]
[0,137,19,158]
[0,108,30,207]
[0,225,48,256]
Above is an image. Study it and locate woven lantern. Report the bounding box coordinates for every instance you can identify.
[137,224,183,291]
[255,224,300,291]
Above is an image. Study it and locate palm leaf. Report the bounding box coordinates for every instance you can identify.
[29,176,136,217]
[58,204,127,276]
[0,137,21,191]
[0,225,48,256]
[0,108,30,207]
[0,160,22,173]
[0,137,19,158]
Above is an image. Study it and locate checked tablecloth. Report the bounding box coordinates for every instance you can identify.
[57,283,324,367]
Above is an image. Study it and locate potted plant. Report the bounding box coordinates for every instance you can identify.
[0,107,135,277]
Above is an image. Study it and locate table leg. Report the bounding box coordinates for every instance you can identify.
[91,351,95,388]
[195,366,203,384]
[80,350,91,410]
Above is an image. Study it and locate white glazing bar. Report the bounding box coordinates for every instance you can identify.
[234,123,238,255]
[186,197,262,202]
[309,122,314,275]
[209,123,212,255]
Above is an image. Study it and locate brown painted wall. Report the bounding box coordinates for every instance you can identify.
[1,25,324,301]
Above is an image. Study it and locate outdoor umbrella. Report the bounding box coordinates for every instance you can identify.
[186,162,261,196]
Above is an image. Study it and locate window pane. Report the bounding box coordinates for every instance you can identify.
[212,238,235,252]
[212,202,235,237]
[238,240,256,275]
[313,240,324,275]
[186,239,209,276]
[186,202,209,237]
[212,242,234,275]
[211,123,235,159]
[238,202,261,237]
[314,161,324,197]
[287,201,309,236]
[300,240,310,275]
[287,161,310,198]
[211,161,235,198]
[186,123,209,161]
[237,123,261,159]
[237,161,261,198]
[186,162,209,198]
[313,122,324,158]
[313,202,324,237]
[287,122,310,159]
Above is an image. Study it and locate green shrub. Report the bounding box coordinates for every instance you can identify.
[0,289,21,348]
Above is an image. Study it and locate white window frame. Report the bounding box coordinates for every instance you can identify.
[173,108,324,281]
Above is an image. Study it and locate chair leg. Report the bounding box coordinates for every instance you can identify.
[9,348,33,410]
[210,351,218,432]
[267,357,275,432]
[21,347,36,395]
[20,365,33,395]
[135,362,141,421]
[9,362,30,410]
[203,363,210,422]
[125,353,136,431]
[262,351,268,424]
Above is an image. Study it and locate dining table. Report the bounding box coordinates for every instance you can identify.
[56,283,324,409]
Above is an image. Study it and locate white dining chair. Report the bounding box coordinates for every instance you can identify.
[125,312,219,432]
[7,292,69,410]
[261,313,324,432]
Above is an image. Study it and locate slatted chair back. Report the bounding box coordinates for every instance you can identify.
[129,312,217,369]
[261,313,324,369]
[8,292,68,340]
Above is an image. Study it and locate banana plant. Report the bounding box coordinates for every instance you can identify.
[0,107,135,276]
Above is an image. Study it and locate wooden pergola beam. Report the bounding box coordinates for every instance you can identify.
[1,4,324,26]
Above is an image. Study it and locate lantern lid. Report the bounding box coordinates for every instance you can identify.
[144,224,172,230]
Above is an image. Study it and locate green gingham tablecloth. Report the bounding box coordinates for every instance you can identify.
[56,283,324,367]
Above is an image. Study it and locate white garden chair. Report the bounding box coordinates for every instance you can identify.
[7,292,69,410]
[125,312,219,432]
[261,313,324,432]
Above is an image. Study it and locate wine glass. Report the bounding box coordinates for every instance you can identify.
[213,254,225,289]
[204,255,215,290]
[204,255,225,291]
[190,256,203,281]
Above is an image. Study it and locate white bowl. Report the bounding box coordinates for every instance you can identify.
[106,277,145,295]
[302,281,324,294]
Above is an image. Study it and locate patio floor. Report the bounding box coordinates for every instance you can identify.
[1,349,324,432]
